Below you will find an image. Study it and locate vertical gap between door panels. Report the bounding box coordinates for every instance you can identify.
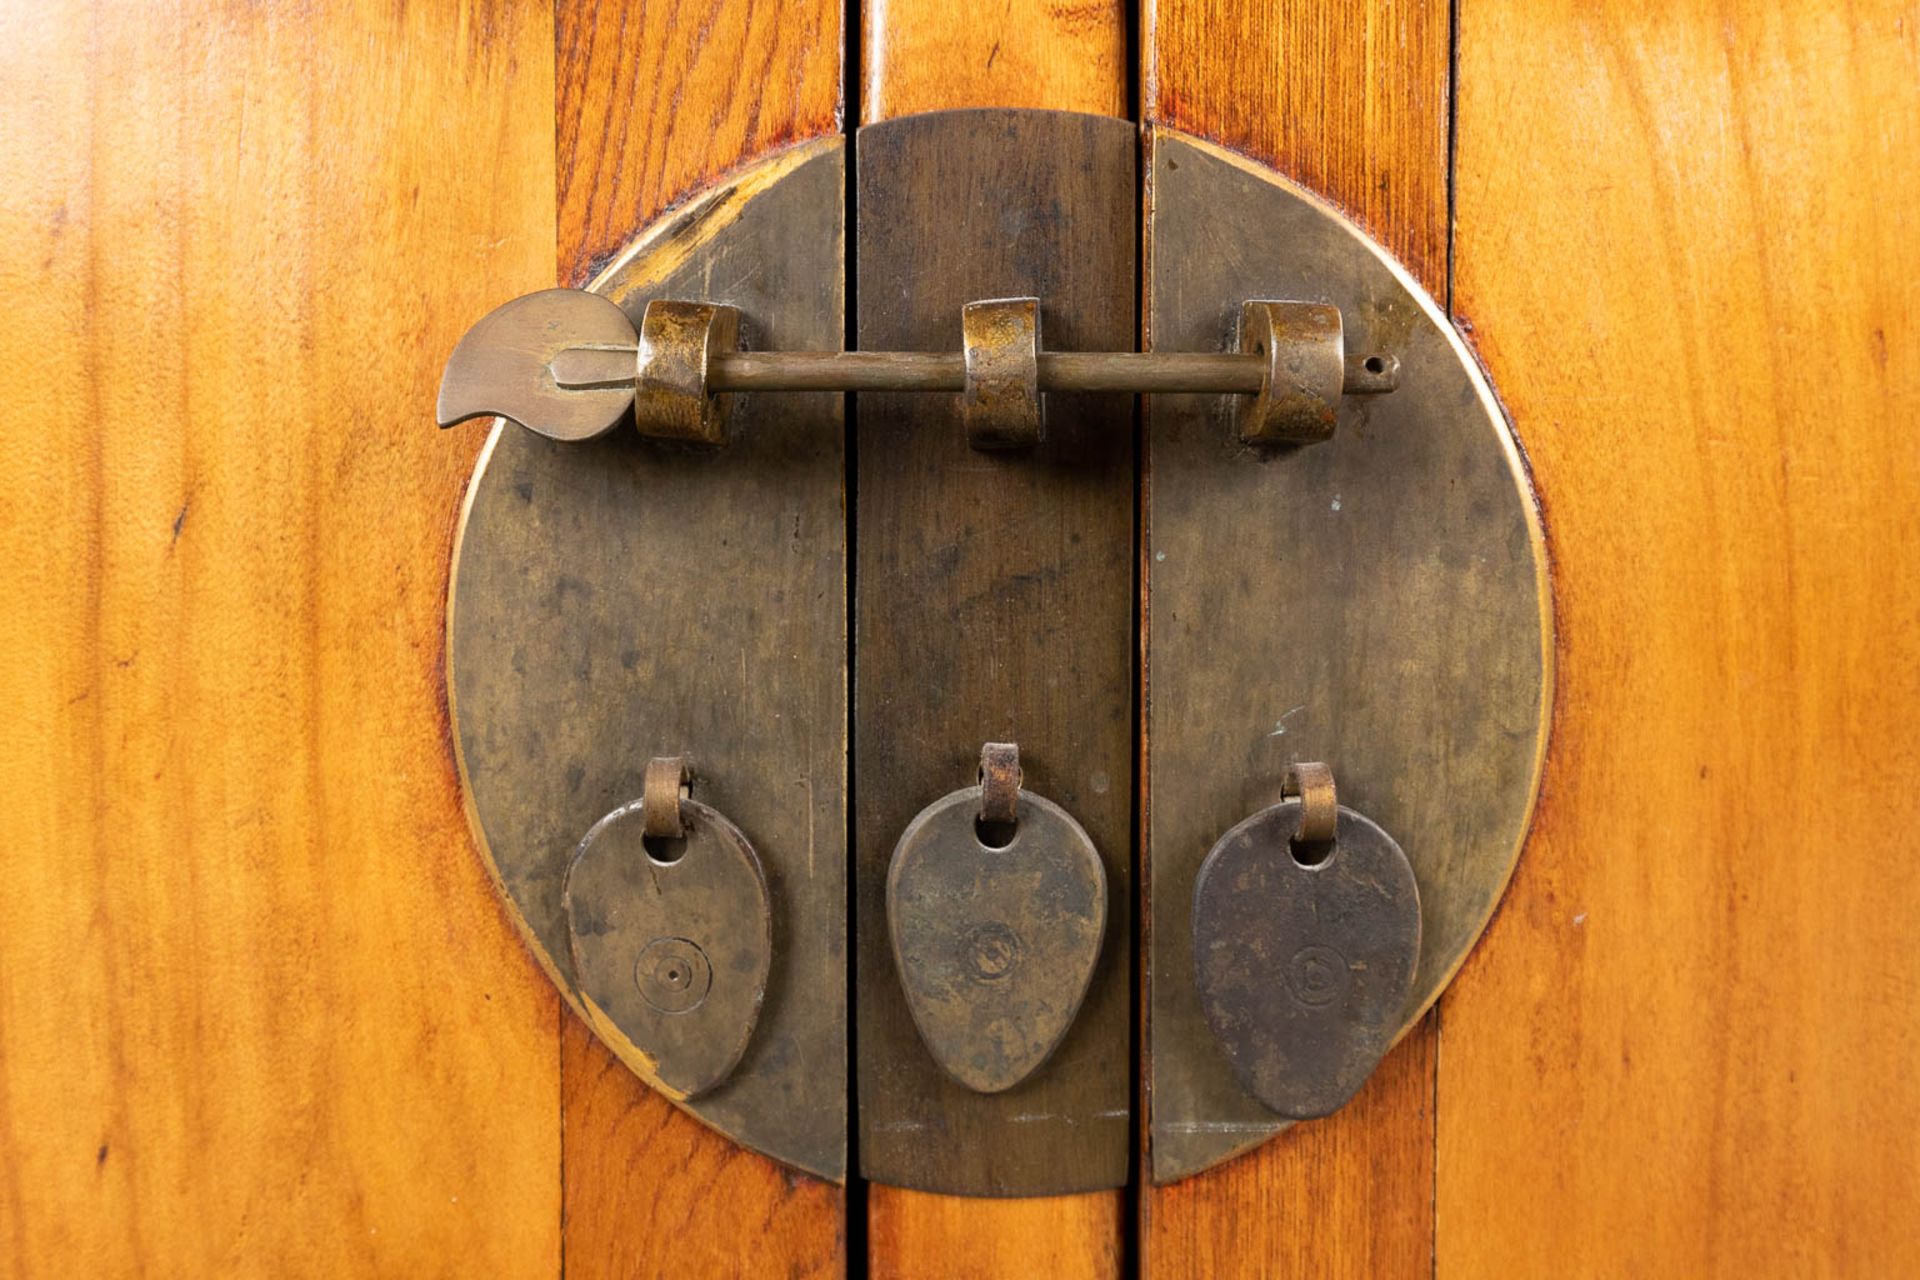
[549,7,568,1275]
[1124,1,1146,1278]
[843,0,868,1273]
[1435,2,1461,1277]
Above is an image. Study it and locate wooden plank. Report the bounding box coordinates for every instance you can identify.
[858,5,1131,1273]
[551,1,847,1275]
[0,3,561,1274]
[557,0,846,283]
[1439,3,1920,1273]
[1140,1,1451,1274]
[871,1190,1124,1279]
[860,0,1127,122]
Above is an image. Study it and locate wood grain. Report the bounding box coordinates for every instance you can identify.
[860,0,1127,122]
[859,6,1131,1274]
[556,0,845,286]
[0,3,560,1274]
[871,1189,1125,1279]
[552,2,846,1275]
[1140,1,1450,1274]
[1440,2,1920,1274]
[1144,0,1451,284]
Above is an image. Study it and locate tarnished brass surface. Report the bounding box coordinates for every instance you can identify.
[641,755,689,839]
[1237,300,1345,445]
[960,298,1044,449]
[1281,760,1338,846]
[887,763,1107,1096]
[855,109,1135,1197]
[634,299,741,446]
[1192,798,1421,1121]
[436,288,636,441]
[454,297,1397,425]
[564,787,772,1100]
[1146,130,1552,1181]
[978,741,1023,827]
[448,138,847,1179]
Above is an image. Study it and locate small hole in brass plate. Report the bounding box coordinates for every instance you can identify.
[643,835,689,865]
[974,817,1018,851]
[1289,837,1335,869]
[1364,355,1386,374]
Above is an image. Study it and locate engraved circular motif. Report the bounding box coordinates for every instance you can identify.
[635,936,713,1014]
[960,921,1023,983]
[1285,943,1350,1008]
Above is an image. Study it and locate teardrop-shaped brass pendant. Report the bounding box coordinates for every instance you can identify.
[1193,799,1421,1119]
[887,768,1107,1095]
[564,780,772,1101]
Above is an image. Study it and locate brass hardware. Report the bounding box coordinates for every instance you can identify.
[641,755,690,840]
[440,110,1547,1195]
[437,287,638,442]
[960,298,1045,449]
[564,763,773,1101]
[633,299,741,447]
[448,137,848,1180]
[887,744,1108,1096]
[1280,760,1338,846]
[853,108,1135,1199]
[1145,130,1550,1183]
[978,741,1024,827]
[439,293,1397,446]
[1191,763,1421,1121]
[1239,300,1345,444]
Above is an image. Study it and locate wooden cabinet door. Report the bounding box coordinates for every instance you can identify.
[3,2,1914,1277]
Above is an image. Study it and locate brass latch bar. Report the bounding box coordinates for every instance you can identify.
[437,289,1399,451]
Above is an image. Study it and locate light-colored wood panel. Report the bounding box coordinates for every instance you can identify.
[871,1188,1124,1280]
[0,3,560,1274]
[551,2,846,1274]
[556,0,845,284]
[1441,2,1920,1274]
[861,0,1127,122]
[1142,1013,1436,1278]
[1144,0,1450,284]
[560,1020,845,1278]
[1141,1,1448,1274]
[859,7,1129,1278]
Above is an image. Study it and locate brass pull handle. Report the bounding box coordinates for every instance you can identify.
[437,289,1398,450]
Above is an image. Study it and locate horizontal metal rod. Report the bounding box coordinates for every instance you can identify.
[553,347,1399,396]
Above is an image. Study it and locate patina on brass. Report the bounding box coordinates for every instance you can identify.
[641,755,690,839]
[978,741,1023,827]
[854,108,1135,1199]
[887,746,1107,1096]
[960,298,1044,449]
[564,768,772,1100]
[1238,300,1345,445]
[1282,760,1338,846]
[447,137,848,1180]
[1192,791,1421,1121]
[436,288,637,441]
[1146,130,1553,1181]
[633,299,742,447]
[445,294,1398,445]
